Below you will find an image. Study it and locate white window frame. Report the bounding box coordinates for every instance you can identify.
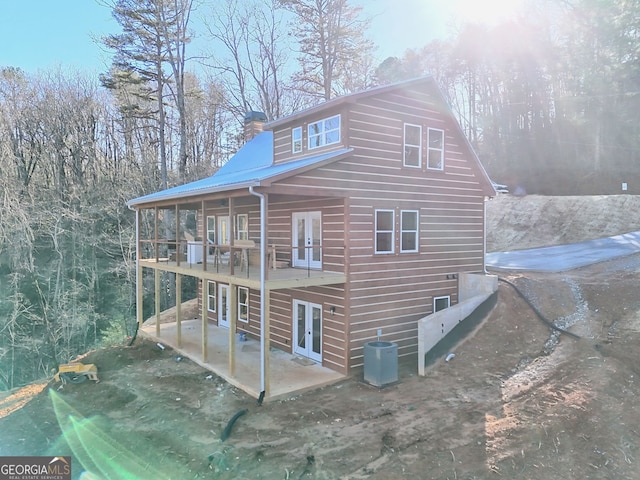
[206,215,216,244]
[403,123,422,167]
[292,126,302,153]
[236,214,249,240]
[238,287,249,323]
[375,209,395,254]
[434,295,451,313]
[427,128,445,170]
[207,281,216,312]
[400,210,419,253]
[308,114,341,150]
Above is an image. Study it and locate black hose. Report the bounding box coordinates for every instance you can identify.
[498,277,581,339]
[221,409,248,442]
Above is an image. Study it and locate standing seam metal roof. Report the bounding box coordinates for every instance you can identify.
[127,131,352,207]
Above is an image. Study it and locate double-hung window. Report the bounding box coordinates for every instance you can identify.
[375,209,420,254]
[308,115,340,149]
[427,128,445,170]
[404,123,422,167]
[400,210,419,252]
[207,281,216,312]
[236,214,248,240]
[238,287,249,322]
[206,215,216,244]
[292,127,302,153]
[375,210,395,254]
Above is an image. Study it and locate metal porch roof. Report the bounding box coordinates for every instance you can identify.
[127,131,352,207]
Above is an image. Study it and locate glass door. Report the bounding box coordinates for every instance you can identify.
[293,300,322,362]
[292,211,321,269]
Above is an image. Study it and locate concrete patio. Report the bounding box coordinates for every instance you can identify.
[139,319,345,401]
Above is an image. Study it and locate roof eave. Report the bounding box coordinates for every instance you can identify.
[127,180,261,209]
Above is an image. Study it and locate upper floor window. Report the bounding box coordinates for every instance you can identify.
[404,123,422,167]
[375,210,395,254]
[206,215,216,244]
[236,214,249,240]
[292,127,302,153]
[308,115,340,149]
[427,128,445,170]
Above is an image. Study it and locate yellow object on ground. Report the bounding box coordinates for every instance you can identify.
[54,363,99,384]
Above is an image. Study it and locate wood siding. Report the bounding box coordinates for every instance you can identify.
[270,84,487,371]
[272,106,346,165]
[198,196,349,373]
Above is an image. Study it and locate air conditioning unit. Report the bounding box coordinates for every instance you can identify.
[363,341,398,387]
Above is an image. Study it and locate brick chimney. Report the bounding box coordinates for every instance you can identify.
[244,111,268,142]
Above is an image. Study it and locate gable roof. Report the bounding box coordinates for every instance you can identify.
[128,76,495,208]
[127,131,353,207]
[265,77,442,130]
[264,76,495,197]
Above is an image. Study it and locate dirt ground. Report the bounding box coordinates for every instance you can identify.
[2,195,640,479]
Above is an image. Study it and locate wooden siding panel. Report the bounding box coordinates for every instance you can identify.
[202,83,489,374]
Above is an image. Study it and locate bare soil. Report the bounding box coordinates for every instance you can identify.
[2,195,640,479]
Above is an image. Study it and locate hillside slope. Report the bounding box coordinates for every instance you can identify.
[2,195,640,479]
[487,194,640,252]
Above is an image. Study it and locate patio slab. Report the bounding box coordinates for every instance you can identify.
[140,319,345,401]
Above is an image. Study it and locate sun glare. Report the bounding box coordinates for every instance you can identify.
[450,0,525,26]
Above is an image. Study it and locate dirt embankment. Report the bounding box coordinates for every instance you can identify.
[2,195,640,479]
[487,194,640,252]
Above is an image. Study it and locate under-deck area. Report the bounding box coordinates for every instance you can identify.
[140,319,345,401]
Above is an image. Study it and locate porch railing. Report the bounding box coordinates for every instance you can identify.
[139,240,344,279]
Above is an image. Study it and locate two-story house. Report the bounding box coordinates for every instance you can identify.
[127,76,496,397]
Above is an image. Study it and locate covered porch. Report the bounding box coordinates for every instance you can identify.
[139,317,345,401]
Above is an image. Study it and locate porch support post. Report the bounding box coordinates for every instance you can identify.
[154,206,159,262]
[264,289,271,396]
[201,200,207,271]
[135,209,144,327]
[229,283,237,376]
[175,204,180,266]
[201,278,208,362]
[176,273,182,347]
[154,269,161,337]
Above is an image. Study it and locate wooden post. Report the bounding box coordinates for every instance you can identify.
[201,199,207,271]
[155,269,161,337]
[201,278,208,362]
[137,263,144,327]
[175,204,180,266]
[264,289,271,396]
[154,206,159,262]
[176,273,182,347]
[229,283,237,376]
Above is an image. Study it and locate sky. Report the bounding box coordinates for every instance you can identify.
[0,0,524,75]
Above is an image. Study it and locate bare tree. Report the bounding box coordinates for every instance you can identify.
[279,0,374,100]
[204,0,295,122]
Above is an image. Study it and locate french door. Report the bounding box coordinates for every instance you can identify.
[218,284,230,328]
[292,211,322,269]
[293,300,322,362]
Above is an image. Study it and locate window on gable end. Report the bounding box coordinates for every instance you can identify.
[427,128,445,170]
[375,209,394,254]
[292,126,302,153]
[404,123,422,167]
